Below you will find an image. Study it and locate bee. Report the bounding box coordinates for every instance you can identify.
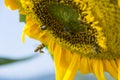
[34,44,45,53]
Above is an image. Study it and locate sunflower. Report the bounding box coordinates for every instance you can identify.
[5,0,120,80]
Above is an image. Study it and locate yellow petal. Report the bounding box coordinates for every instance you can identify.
[52,42,76,80]
[103,60,117,79]
[92,59,106,80]
[63,53,79,80]
[53,43,63,80]
[110,60,118,72]
[79,57,91,74]
[48,38,55,55]
[4,0,18,10]
[118,60,120,80]
[21,31,25,43]
[118,0,120,7]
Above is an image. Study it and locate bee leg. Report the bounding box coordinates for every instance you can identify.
[39,50,44,53]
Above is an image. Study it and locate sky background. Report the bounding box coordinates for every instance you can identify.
[0,0,55,79]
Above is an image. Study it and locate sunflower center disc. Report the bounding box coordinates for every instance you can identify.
[47,3,85,33]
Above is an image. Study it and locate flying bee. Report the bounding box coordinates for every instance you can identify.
[34,44,45,53]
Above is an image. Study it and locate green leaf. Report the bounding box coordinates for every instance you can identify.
[19,14,26,23]
[0,54,38,65]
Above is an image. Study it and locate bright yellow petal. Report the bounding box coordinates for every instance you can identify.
[53,43,63,80]
[92,59,106,80]
[118,0,120,7]
[51,42,77,80]
[48,38,55,55]
[4,0,18,10]
[21,31,25,43]
[118,60,120,80]
[103,60,118,79]
[63,53,79,80]
[79,57,91,74]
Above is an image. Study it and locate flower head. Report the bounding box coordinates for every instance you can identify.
[5,0,120,80]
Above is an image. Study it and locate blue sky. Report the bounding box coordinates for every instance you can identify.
[0,0,38,57]
[0,0,55,79]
